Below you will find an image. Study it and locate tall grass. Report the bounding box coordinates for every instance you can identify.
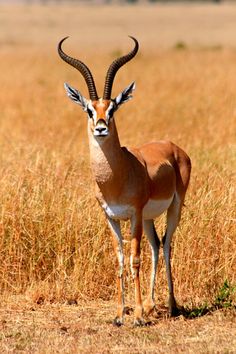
[0,43,235,308]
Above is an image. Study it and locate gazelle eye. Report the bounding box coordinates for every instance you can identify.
[107,102,117,120]
[87,107,93,119]
[108,107,114,118]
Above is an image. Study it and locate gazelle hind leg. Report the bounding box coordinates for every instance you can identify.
[163,193,182,316]
[143,219,160,316]
[107,218,125,326]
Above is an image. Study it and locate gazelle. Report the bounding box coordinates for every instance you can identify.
[58,36,191,326]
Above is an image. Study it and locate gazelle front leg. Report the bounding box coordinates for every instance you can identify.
[107,217,125,326]
[130,212,145,326]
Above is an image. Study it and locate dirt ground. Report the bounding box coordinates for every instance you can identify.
[0,297,235,353]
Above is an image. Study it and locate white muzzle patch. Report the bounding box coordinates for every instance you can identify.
[94,121,109,137]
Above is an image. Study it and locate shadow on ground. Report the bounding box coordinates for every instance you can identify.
[119,302,236,327]
[144,302,236,326]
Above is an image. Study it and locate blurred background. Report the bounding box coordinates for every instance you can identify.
[1,0,236,55]
[0,0,231,3]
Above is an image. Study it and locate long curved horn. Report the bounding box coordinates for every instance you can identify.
[58,37,99,101]
[103,36,139,100]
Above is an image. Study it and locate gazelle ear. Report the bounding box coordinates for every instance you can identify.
[64,83,88,111]
[115,82,136,107]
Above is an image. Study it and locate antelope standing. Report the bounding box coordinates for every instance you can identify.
[58,36,191,326]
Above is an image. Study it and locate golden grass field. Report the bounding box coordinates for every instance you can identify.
[0,2,236,353]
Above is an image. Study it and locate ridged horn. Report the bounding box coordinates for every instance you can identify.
[103,36,139,100]
[58,37,99,101]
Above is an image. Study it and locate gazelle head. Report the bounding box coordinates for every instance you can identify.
[58,36,138,138]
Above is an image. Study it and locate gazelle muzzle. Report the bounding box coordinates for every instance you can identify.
[94,119,109,137]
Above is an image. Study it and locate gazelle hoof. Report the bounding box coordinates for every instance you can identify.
[133,318,146,327]
[168,297,180,317]
[113,316,123,327]
[169,306,180,317]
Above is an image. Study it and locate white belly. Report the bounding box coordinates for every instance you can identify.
[102,203,135,220]
[143,197,174,220]
[102,197,174,221]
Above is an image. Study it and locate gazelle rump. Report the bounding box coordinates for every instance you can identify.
[58,36,191,326]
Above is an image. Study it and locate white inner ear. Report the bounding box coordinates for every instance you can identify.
[81,97,90,111]
[115,93,123,105]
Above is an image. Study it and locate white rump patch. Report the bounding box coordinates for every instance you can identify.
[143,197,174,220]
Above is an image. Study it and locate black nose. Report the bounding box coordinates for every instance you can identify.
[96,126,107,133]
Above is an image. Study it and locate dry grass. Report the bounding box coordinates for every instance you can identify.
[0,2,236,352]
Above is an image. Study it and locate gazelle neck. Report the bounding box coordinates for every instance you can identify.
[88,119,125,185]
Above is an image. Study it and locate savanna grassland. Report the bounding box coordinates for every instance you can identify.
[0,2,236,353]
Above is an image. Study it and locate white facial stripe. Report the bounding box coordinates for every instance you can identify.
[105,102,115,122]
[87,102,97,121]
